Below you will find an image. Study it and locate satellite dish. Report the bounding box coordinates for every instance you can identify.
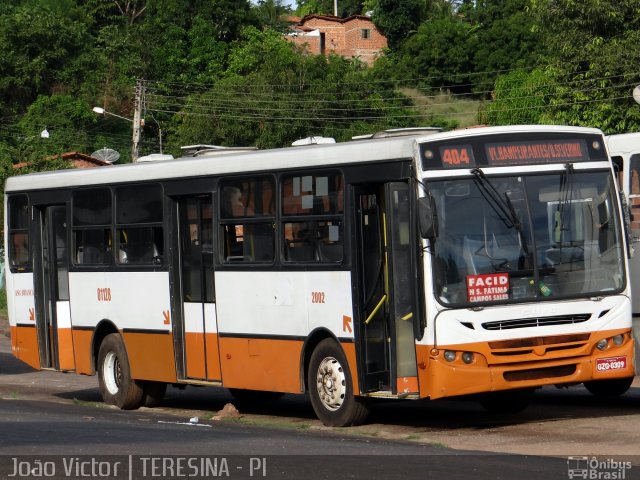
[633,85,640,105]
[91,148,120,164]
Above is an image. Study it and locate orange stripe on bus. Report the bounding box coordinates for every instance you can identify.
[57,327,75,371]
[12,325,40,370]
[219,337,303,393]
[122,332,177,383]
[396,376,419,394]
[71,329,94,375]
[340,341,360,395]
[184,332,206,379]
[205,332,222,381]
[417,326,635,399]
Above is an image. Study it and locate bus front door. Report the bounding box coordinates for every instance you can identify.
[33,204,75,371]
[354,183,418,394]
[172,196,221,381]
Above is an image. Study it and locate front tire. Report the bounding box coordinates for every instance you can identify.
[97,333,144,410]
[308,339,369,427]
[584,377,633,397]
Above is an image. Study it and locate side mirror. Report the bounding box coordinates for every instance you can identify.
[418,196,438,239]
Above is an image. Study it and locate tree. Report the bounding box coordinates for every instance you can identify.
[0,2,92,114]
[297,0,365,17]
[372,0,426,50]
[253,0,293,31]
[478,69,552,125]
[525,0,640,133]
[165,26,425,151]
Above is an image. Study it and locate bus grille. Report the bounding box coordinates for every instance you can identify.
[482,314,591,331]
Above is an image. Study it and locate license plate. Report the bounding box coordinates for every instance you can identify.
[595,356,627,372]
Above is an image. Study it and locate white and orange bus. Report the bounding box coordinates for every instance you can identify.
[4,125,635,426]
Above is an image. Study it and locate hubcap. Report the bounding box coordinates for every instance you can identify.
[103,351,122,395]
[316,356,346,411]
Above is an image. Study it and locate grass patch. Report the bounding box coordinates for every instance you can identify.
[72,398,108,409]
[0,289,7,317]
[234,417,312,430]
[1,390,20,400]
[400,88,481,128]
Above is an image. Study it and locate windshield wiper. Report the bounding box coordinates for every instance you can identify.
[471,168,530,257]
[471,168,519,230]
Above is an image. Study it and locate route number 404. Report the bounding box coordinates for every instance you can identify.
[442,147,471,166]
[311,291,325,304]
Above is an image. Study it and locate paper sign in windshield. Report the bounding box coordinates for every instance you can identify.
[467,273,509,302]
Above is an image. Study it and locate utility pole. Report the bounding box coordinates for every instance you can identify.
[334,0,338,16]
[132,79,144,162]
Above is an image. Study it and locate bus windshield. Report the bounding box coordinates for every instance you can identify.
[430,169,625,306]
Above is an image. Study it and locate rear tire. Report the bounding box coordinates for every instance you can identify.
[479,388,534,414]
[97,333,144,410]
[584,377,633,397]
[308,339,369,427]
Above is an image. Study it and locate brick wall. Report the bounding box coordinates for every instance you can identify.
[287,15,387,66]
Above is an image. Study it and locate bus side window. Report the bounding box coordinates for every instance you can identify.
[220,177,275,263]
[281,172,344,264]
[115,184,164,266]
[8,195,30,271]
[73,187,113,266]
[629,154,640,233]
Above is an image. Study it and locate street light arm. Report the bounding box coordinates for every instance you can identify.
[92,106,133,123]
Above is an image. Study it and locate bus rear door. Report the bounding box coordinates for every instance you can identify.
[170,195,221,382]
[33,204,75,371]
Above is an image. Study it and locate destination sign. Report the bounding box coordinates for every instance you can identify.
[439,145,475,168]
[420,135,604,170]
[485,139,589,166]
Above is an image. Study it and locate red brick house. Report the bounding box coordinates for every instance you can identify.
[13,152,112,170]
[287,14,387,66]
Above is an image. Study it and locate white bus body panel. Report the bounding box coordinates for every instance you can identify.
[215,270,354,340]
[68,271,171,331]
[432,296,630,347]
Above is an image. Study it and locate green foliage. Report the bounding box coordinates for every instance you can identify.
[372,0,426,50]
[525,0,640,133]
[0,2,92,113]
[297,0,365,17]
[169,27,426,150]
[478,69,552,125]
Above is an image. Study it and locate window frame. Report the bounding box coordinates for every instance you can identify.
[72,187,113,267]
[7,194,31,272]
[280,170,345,265]
[219,175,276,265]
[114,183,165,267]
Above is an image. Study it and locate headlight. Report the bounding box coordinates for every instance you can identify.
[461,352,474,364]
[612,334,624,346]
[444,350,456,362]
[596,339,608,351]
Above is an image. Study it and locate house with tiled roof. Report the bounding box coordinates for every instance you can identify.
[287,14,387,66]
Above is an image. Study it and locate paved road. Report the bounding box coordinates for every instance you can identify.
[0,398,574,480]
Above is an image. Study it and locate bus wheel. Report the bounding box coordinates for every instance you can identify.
[479,388,534,414]
[97,333,144,410]
[584,377,633,397]
[308,339,369,427]
[142,381,167,407]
